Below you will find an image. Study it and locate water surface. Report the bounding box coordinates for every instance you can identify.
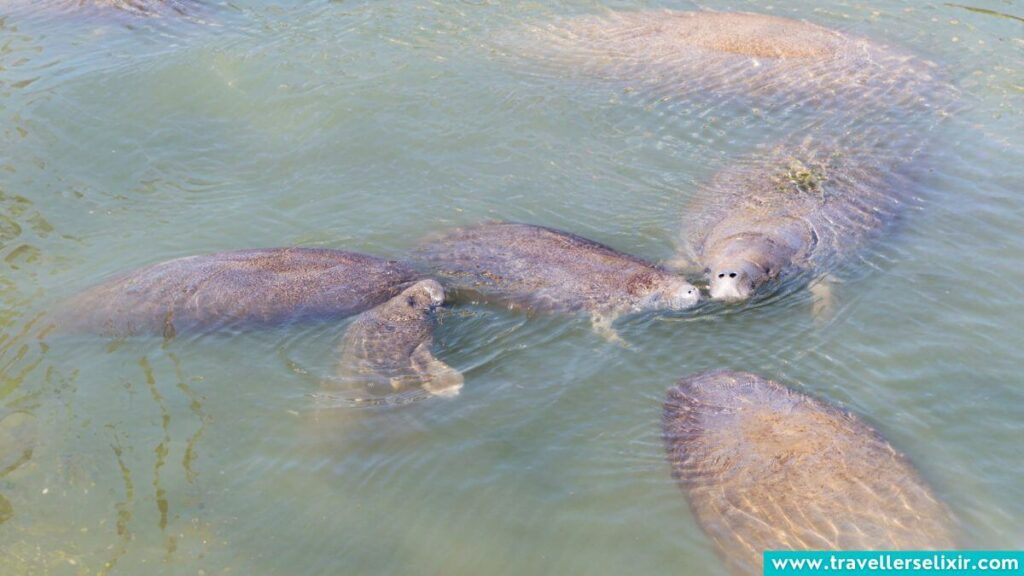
[1,0,1022,574]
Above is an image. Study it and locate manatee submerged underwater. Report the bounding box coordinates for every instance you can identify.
[89,0,190,15]
[510,10,957,308]
[663,370,957,575]
[52,248,421,337]
[413,222,699,340]
[12,0,197,17]
[513,10,941,109]
[321,279,463,405]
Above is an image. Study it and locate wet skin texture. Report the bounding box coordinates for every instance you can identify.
[414,222,699,318]
[663,370,956,575]
[331,279,463,400]
[21,0,197,17]
[522,10,940,104]
[52,248,421,337]
[679,144,915,302]
[525,10,949,303]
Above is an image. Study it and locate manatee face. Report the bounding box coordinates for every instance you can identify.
[706,235,784,302]
[639,276,701,311]
[401,279,445,312]
[708,260,767,302]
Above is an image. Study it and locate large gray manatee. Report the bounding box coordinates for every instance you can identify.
[513,10,939,107]
[414,222,699,340]
[663,370,957,575]
[9,0,195,17]
[514,10,954,306]
[677,140,924,303]
[52,248,421,337]
[90,0,189,14]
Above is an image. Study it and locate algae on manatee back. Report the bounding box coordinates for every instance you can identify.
[775,158,830,194]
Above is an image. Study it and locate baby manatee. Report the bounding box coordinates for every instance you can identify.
[415,222,699,340]
[325,279,463,403]
[663,370,956,575]
[677,143,914,306]
[53,248,420,337]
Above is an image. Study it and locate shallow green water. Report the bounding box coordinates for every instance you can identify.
[1,0,1022,574]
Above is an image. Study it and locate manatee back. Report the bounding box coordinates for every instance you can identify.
[53,248,420,336]
[682,141,914,272]
[91,0,192,14]
[513,11,941,111]
[10,0,199,17]
[520,11,955,278]
[663,370,956,575]
[416,222,671,313]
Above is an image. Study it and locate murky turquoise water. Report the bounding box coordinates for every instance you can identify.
[1,1,1021,574]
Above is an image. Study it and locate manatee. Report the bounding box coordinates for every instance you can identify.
[320,279,463,404]
[17,0,194,17]
[414,222,699,340]
[91,0,186,14]
[514,10,953,309]
[514,10,938,107]
[663,370,956,575]
[677,141,918,304]
[52,248,421,337]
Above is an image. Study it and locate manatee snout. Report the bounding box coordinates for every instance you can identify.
[706,234,794,302]
[708,260,766,302]
[664,277,702,310]
[641,277,701,311]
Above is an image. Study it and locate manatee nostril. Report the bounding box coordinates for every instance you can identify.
[718,273,725,278]
[729,272,737,278]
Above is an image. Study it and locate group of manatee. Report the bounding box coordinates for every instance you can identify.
[47,6,960,575]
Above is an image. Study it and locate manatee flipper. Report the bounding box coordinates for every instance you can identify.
[590,313,633,349]
[410,342,463,398]
[810,274,839,324]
